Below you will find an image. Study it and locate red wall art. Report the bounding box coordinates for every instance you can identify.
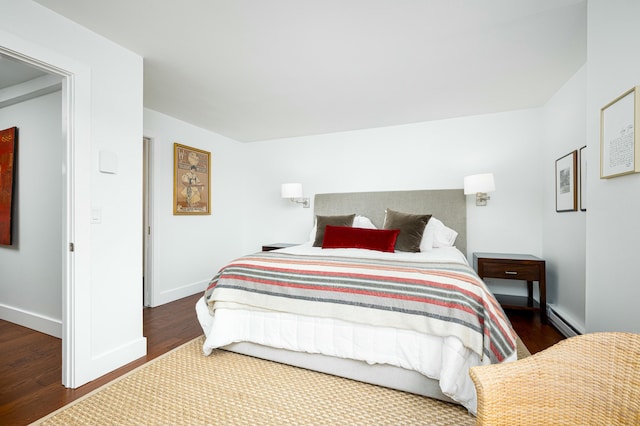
[0,127,17,245]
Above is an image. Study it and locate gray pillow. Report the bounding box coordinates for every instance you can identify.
[313,214,356,247]
[383,209,431,252]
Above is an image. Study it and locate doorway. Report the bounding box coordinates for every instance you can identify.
[0,42,92,388]
[143,136,153,307]
[0,57,66,316]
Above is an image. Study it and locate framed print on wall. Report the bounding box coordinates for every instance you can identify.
[579,145,587,211]
[0,126,17,245]
[173,143,211,215]
[600,86,640,178]
[556,150,577,212]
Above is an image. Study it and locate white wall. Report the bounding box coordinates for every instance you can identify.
[143,109,249,307]
[0,90,63,337]
[585,0,640,333]
[144,107,547,306]
[3,0,146,387]
[243,109,545,265]
[541,65,587,333]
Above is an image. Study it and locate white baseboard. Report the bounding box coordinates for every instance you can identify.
[86,336,147,385]
[547,304,583,338]
[0,303,62,338]
[151,280,207,307]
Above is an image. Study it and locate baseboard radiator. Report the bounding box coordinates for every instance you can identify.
[547,305,581,338]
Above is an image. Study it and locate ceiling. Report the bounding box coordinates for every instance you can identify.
[0,55,48,88]
[22,0,586,142]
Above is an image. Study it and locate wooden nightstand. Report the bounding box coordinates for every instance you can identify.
[262,243,297,252]
[473,252,547,323]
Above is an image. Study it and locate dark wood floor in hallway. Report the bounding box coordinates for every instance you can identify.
[0,293,565,425]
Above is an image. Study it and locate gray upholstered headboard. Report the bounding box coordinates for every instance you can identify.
[314,189,466,254]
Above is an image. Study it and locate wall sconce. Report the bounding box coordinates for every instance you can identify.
[281,183,310,208]
[464,173,495,206]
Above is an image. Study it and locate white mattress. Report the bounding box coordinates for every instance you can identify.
[196,245,516,413]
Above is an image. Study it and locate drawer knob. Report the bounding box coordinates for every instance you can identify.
[505,271,518,275]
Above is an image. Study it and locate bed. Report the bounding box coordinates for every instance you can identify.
[195,189,517,414]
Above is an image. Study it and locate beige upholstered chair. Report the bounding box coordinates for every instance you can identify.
[469,332,640,425]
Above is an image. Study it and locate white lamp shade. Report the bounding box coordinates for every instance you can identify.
[281,183,303,198]
[464,173,496,194]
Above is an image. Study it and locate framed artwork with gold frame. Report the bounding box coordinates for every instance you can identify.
[600,86,640,178]
[173,143,211,215]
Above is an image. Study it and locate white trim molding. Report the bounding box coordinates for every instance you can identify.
[0,303,62,338]
[547,304,584,338]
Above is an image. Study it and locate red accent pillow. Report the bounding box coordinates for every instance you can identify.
[321,225,400,253]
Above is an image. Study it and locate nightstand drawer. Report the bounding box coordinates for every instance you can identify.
[473,252,547,323]
[481,262,541,281]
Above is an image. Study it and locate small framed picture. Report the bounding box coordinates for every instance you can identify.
[173,143,211,215]
[579,145,587,211]
[556,150,577,212]
[600,86,640,178]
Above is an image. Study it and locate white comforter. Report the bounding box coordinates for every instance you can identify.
[196,244,516,413]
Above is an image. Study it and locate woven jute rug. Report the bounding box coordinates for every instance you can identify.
[33,337,530,426]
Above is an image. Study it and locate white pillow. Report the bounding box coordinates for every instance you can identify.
[308,215,377,242]
[353,215,377,229]
[433,223,458,247]
[420,217,458,251]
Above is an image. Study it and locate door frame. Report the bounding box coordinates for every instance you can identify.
[143,136,154,307]
[1,35,91,388]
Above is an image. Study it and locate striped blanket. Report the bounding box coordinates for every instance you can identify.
[204,251,516,363]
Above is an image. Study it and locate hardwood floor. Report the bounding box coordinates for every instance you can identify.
[1,293,565,425]
[504,308,566,354]
[0,293,204,425]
